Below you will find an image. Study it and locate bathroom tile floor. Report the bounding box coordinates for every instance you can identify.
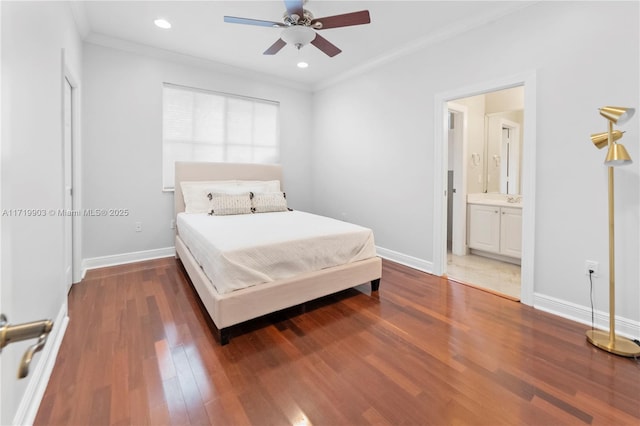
[447,252,521,300]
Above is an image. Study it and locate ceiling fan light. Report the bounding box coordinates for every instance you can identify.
[281,26,316,49]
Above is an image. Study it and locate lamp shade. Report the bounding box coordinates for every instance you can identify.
[599,106,636,125]
[591,130,624,149]
[604,143,633,166]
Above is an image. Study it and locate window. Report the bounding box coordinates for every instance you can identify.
[162,83,280,190]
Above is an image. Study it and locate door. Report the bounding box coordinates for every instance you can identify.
[1,2,4,418]
[447,104,468,257]
[63,77,73,292]
[500,121,520,195]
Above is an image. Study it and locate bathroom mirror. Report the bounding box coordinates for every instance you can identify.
[454,85,524,195]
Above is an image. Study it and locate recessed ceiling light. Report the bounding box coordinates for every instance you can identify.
[154,18,172,29]
[297,61,309,69]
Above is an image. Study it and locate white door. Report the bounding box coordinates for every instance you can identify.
[447,103,468,257]
[0,168,3,426]
[1,3,5,419]
[63,78,73,292]
[499,121,520,195]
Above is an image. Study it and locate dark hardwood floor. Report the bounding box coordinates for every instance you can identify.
[35,258,639,425]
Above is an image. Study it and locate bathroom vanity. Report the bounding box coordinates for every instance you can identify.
[467,194,522,263]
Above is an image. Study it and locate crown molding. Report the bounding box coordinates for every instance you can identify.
[84,32,312,93]
[76,1,538,94]
[69,1,90,38]
[313,1,538,92]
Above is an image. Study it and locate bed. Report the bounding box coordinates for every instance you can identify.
[174,161,382,344]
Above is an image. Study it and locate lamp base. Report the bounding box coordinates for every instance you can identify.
[585,330,640,357]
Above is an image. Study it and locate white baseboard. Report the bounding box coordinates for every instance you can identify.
[81,246,175,277]
[80,245,639,340]
[13,303,69,426]
[534,293,640,340]
[377,245,638,339]
[376,246,433,274]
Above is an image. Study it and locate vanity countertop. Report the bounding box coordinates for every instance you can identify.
[467,194,522,208]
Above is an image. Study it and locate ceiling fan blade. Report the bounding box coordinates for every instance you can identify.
[310,33,342,57]
[224,16,284,28]
[311,10,370,29]
[264,38,287,55]
[284,0,304,18]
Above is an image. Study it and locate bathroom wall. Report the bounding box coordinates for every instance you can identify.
[456,87,524,194]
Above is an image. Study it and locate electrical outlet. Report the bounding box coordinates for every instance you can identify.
[585,260,599,277]
[135,222,142,232]
[170,219,176,229]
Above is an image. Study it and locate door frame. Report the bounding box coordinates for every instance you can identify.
[62,50,82,285]
[0,2,4,422]
[432,71,537,305]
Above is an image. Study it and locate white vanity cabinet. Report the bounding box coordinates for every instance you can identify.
[468,203,522,259]
[467,204,501,253]
[499,207,522,258]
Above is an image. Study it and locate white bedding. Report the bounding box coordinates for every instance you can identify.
[177,210,377,294]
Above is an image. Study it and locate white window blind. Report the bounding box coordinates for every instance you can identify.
[162,84,280,190]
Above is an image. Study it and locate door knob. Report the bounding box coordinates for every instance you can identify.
[0,314,53,379]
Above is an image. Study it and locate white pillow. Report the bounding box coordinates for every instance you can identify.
[208,193,252,216]
[181,181,238,214]
[236,180,281,193]
[180,180,281,214]
[252,192,288,213]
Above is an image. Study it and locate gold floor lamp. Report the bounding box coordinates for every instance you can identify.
[586,106,640,357]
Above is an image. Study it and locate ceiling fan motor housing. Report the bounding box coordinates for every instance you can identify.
[283,9,315,27]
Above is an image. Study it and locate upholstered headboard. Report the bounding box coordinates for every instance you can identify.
[174,162,284,216]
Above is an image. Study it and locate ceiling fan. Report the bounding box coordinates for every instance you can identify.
[223,0,371,57]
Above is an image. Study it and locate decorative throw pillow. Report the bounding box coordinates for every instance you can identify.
[208,192,253,216]
[180,180,281,214]
[252,192,288,213]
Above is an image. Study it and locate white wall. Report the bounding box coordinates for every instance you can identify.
[311,2,639,328]
[82,43,313,261]
[454,94,485,194]
[1,2,82,424]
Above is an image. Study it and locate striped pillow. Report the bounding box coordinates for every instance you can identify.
[208,192,252,216]
[252,192,288,213]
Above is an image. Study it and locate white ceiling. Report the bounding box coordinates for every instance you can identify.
[74,1,534,90]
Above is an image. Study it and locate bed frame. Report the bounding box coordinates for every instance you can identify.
[174,161,382,344]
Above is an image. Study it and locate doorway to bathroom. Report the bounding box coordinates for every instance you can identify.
[432,72,537,306]
[446,87,523,300]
